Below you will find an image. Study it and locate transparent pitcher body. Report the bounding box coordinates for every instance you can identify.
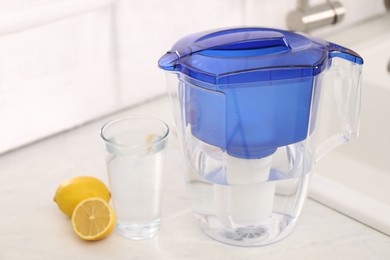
[165,72,326,246]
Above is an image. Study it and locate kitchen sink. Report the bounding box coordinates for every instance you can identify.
[310,14,390,236]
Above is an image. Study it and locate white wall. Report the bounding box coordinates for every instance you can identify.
[0,0,387,154]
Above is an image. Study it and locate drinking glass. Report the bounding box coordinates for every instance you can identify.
[100,117,169,240]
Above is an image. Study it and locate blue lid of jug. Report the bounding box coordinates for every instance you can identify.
[158,27,363,85]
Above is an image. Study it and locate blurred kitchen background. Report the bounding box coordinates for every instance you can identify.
[0,0,387,154]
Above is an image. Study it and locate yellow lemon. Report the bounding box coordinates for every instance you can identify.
[71,197,115,241]
[54,176,111,217]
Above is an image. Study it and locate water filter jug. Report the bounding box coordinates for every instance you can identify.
[159,28,363,246]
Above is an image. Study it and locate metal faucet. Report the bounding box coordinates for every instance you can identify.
[287,0,346,32]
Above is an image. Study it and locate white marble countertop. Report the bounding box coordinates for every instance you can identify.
[0,96,389,260]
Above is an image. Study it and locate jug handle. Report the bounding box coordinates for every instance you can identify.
[315,56,363,162]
